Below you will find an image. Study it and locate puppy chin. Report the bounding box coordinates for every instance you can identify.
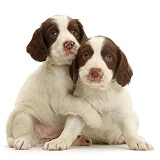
[50,52,77,66]
[79,77,110,91]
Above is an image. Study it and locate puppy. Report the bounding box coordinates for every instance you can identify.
[6,16,102,150]
[50,36,153,150]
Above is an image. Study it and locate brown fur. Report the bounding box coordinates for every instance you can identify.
[115,49,133,87]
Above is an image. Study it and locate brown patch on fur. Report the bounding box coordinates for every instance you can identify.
[102,37,133,87]
[115,49,133,87]
[41,19,59,48]
[101,38,119,75]
[70,44,93,83]
[68,19,88,44]
[68,20,81,43]
[26,18,59,62]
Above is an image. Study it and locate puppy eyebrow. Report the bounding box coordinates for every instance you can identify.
[41,20,59,33]
[80,45,92,52]
[51,23,58,29]
[68,20,80,32]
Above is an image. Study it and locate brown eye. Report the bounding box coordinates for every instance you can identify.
[83,52,89,59]
[105,54,113,62]
[72,28,78,35]
[50,30,57,38]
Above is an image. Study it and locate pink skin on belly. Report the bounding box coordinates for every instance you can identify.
[33,118,63,141]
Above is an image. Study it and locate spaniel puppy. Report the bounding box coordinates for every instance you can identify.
[6,16,102,150]
[51,36,153,150]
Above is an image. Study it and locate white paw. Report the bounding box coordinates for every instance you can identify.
[43,139,70,151]
[13,138,31,150]
[83,111,102,128]
[128,140,153,150]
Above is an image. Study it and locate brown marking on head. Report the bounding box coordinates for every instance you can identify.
[68,19,88,44]
[26,18,59,62]
[70,43,93,83]
[101,37,119,75]
[101,37,133,86]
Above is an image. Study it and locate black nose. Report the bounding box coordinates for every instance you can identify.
[63,41,75,50]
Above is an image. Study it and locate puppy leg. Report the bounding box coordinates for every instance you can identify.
[6,113,15,148]
[54,94,102,128]
[116,113,153,150]
[11,113,33,150]
[43,116,85,150]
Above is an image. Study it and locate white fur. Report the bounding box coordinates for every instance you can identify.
[51,36,153,150]
[6,16,102,150]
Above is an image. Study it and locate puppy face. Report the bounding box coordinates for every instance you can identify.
[70,36,133,88]
[27,15,87,65]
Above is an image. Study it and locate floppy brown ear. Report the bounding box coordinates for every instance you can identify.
[69,55,79,84]
[75,19,88,44]
[115,50,133,87]
[26,28,48,62]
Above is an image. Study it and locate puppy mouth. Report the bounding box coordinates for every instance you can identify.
[64,50,77,56]
[80,77,108,90]
[83,74,104,85]
[81,73,109,86]
[63,47,78,56]
[87,75,103,83]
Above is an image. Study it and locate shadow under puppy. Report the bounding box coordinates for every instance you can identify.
[51,35,153,150]
[6,15,102,150]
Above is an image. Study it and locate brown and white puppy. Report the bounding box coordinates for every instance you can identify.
[51,36,153,150]
[6,16,102,150]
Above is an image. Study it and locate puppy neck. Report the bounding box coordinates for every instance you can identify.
[73,78,123,101]
[76,78,121,92]
[44,56,70,72]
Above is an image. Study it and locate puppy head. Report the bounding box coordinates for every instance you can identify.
[26,15,87,65]
[70,36,133,88]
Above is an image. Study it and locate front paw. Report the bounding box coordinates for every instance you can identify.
[128,139,153,150]
[13,138,31,150]
[43,138,70,151]
[83,110,102,128]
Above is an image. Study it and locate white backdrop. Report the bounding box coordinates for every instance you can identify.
[0,0,160,159]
